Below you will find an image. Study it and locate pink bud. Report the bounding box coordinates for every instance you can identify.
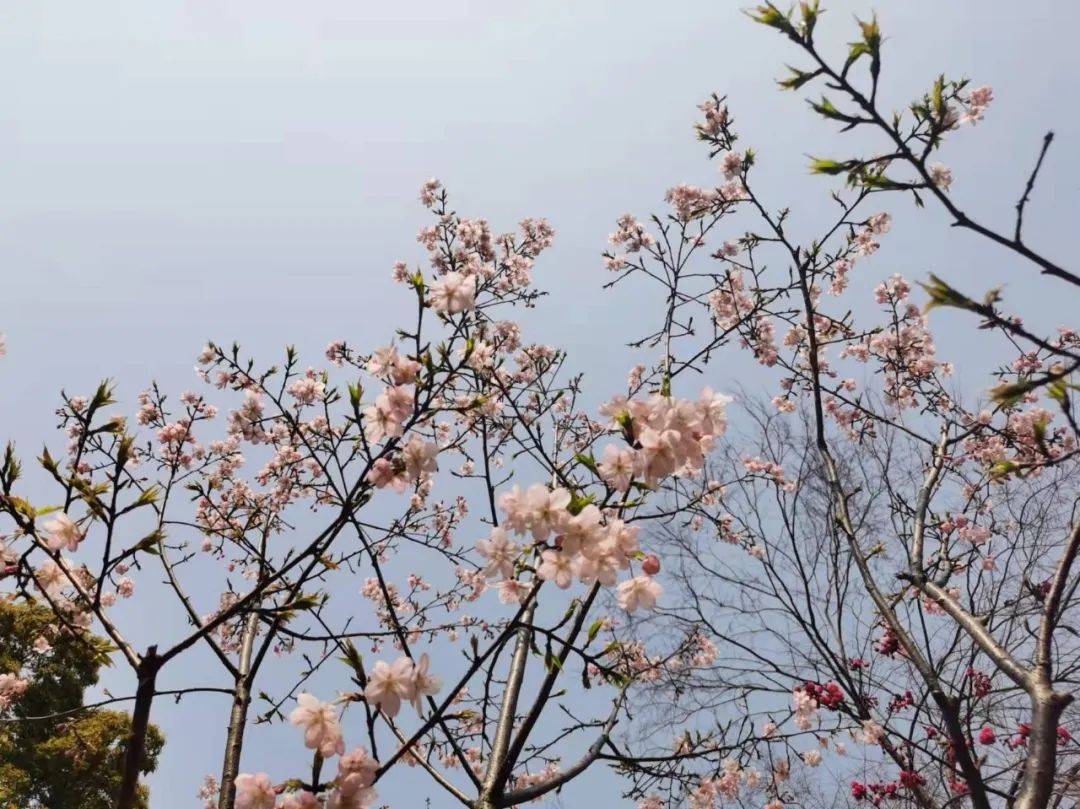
[642,554,661,576]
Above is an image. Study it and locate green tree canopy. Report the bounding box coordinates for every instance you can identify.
[0,599,164,809]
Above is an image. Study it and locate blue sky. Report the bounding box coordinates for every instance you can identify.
[2,1,1078,805]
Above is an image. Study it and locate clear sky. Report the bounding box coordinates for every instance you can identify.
[2,1,1078,806]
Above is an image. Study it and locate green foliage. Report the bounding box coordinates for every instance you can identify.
[0,600,164,809]
[749,3,797,38]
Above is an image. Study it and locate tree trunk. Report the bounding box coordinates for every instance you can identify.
[117,646,161,809]
[1014,686,1071,809]
[476,603,534,809]
[218,612,260,809]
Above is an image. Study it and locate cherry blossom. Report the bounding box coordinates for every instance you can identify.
[233,773,276,809]
[537,549,576,588]
[428,271,477,314]
[288,693,345,758]
[41,513,84,552]
[475,527,518,579]
[617,576,663,613]
[364,657,415,718]
[408,652,442,711]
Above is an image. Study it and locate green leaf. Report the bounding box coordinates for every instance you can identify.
[586,618,604,644]
[134,485,160,508]
[7,496,37,520]
[348,382,363,411]
[990,379,1038,407]
[919,274,973,313]
[809,96,861,124]
[859,15,881,50]
[574,452,598,474]
[88,380,117,414]
[988,460,1018,480]
[1047,380,1069,406]
[131,530,165,555]
[808,158,853,176]
[339,640,365,677]
[2,442,22,486]
[544,649,563,672]
[567,492,596,516]
[39,446,59,477]
[855,171,905,190]
[931,75,946,120]
[749,3,796,36]
[843,40,871,72]
[778,65,822,90]
[798,0,820,38]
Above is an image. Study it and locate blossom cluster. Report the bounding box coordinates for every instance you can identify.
[477,486,658,610]
[363,653,442,718]
[230,693,384,808]
[0,671,29,710]
[688,757,764,808]
[598,388,732,486]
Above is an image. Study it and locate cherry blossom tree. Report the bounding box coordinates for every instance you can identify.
[0,5,1077,809]
[2,179,729,809]
[599,6,1078,809]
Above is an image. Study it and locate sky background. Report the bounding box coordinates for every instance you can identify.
[2,1,1078,806]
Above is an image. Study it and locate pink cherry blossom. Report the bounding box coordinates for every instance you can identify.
[429,271,477,314]
[280,791,320,809]
[401,436,439,481]
[364,657,415,717]
[289,693,345,758]
[419,177,441,207]
[366,457,406,492]
[497,578,529,604]
[287,374,325,405]
[537,549,576,588]
[496,484,530,534]
[930,162,954,190]
[42,513,84,552]
[0,673,29,709]
[522,484,572,541]
[408,652,442,710]
[559,504,604,558]
[338,746,378,787]
[854,719,885,745]
[598,444,636,492]
[330,746,380,806]
[475,527,518,579]
[608,213,656,253]
[617,576,662,613]
[234,773,276,809]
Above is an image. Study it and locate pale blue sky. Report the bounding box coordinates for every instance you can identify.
[2,1,1077,806]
